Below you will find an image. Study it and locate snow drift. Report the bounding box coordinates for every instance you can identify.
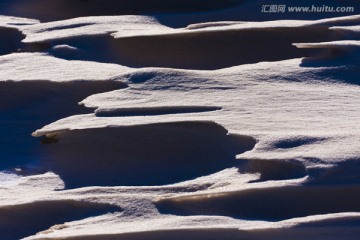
[0,2,360,240]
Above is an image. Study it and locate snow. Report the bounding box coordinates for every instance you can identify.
[0,2,360,240]
[0,15,38,28]
[294,40,360,48]
[0,52,128,82]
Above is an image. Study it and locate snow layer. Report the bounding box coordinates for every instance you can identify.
[0,3,360,240]
[0,52,128,82]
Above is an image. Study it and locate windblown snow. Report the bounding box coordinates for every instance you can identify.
[0,1,360,239]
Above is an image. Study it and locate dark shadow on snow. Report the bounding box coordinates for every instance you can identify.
[0,81,126,171]
[156,184,360,221]
[31,26,342,70]
[0,27,24,55]
[38,121,256,189]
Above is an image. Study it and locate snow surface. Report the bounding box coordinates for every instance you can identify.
[0,1,360,240]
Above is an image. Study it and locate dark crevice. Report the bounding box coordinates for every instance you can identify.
[95,106,222,117]
[273,137,325,149]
